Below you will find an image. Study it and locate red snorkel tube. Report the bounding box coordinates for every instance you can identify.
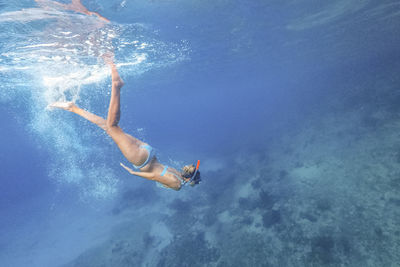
[195,160,200,171]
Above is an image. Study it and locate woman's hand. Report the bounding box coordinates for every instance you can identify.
[120,162,134,174]
[120,162,156,180]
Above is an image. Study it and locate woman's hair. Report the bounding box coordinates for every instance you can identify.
[182,164,201,186]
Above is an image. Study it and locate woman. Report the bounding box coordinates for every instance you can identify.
[50,60,201,190]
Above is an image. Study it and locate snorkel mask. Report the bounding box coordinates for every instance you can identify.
[183,160,200,186]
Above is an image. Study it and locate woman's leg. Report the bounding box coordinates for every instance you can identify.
[50,64,147,165]
[50,102,107,130]
[106,62,124,128]
[103,62,148,163]
[50,100,146,164]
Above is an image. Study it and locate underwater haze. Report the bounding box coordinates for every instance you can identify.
[1,0,400,266]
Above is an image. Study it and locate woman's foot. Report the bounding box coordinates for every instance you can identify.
[48,101,76,111]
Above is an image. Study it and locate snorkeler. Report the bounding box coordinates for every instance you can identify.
[50,58,201,190]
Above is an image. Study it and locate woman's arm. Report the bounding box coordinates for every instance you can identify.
[120,163,155,180]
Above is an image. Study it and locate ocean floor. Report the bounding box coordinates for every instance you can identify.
[61,90,400,267]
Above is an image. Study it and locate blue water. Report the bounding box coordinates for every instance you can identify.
[1,0,400,266]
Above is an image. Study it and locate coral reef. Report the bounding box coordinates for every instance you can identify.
[156,232,220,267]
[217,232,272,267]
[65,80,400,266]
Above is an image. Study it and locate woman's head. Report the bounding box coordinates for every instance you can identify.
[182,164,201,186]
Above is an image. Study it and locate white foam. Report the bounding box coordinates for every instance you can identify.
[0,8,66,22]
[17,43,59,49]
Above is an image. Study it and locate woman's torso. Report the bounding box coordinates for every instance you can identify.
[142,158,183,190]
